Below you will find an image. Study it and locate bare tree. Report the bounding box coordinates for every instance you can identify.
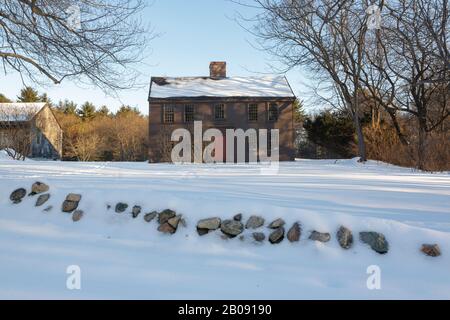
[0,0,152,92]
[155,126,175,163]
[0,104,38,160]
[236,0,372,161]
[236,0,448,168]
[416,0,450,81]
[68,122,102,161]
[362,0,449,169]
[113,112,148,161]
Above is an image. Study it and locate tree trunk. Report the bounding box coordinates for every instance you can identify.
[417,116,427,170]
[387,110,409,146]
[354,112,367,162]
[352,83,367,162]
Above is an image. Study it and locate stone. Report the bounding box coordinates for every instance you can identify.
[180,218,187,228]
[43,205,53,212]
[197,228,210,236]
[62,193,81,213]
[158,209,176,224]
[197,217,221,230]
[168,215,182,229]
[359,232,389,254]
[268,218,285,229]
[107,204,111,210]
[421,244,441,257]
[115,202,128,213]
[144,211,158,223]
[158,222,176,234]
[72,210,84,222]
[245,215,265,229]
[233,213,243,221]
[287,222,301,242]
[10,188,26,204]
[309,231,331,242]
[252,232,266,242]
[132,205,141,218]
[239,235,245,241]
[66,194,81,202]
[220,220,244,237]
[62,200,79,213]
[197,217,221,236]
[29,182,49,196]
[337,226,353,249]
[35,193,50,207]
[269,227,285,244]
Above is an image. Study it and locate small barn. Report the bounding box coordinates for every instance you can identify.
[0,103,63,159]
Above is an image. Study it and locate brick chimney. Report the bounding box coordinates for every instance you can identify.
[210,61,226,79]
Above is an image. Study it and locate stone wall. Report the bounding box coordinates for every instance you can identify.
[7,183,443,258]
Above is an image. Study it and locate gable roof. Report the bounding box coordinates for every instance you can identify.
[149,75,296,100]
[0,103,47,122]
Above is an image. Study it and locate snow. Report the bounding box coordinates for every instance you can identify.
[0,103,46,122]
[149,76,295,98]
[0,149,29,161]
[0,149,15,161]
[0,159,449,299]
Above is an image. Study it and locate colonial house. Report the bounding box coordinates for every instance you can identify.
[0,103,62,159]
[147,62,296,163]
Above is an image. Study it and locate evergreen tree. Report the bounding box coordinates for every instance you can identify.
[0,93,12,103]
[17,86,41,102]
[116,105,142,117]
[77,102,96,121]
[57,100,78,115]
[39,93,53,107]
[97,105,111,117]
[303,110,355,158]
[294,99,307,124]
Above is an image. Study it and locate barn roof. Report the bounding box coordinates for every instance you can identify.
[0,103,46,122]
[148,76,296,100]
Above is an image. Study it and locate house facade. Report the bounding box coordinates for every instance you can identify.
[148,62,296,163]
[0,103,63,159]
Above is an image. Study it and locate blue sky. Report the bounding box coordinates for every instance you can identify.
[1,0,309,114]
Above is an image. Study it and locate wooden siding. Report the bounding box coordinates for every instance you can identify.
[31,105,63,159]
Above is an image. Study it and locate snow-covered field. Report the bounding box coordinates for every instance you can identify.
[0,157,449,299]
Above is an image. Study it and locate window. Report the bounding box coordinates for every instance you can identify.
[163,105,175,123]
[248,104,258,121]
[214,104,225,120]
[184,104,194,122]
[268,103,279,121]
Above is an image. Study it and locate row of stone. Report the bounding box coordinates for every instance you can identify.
[196,215,291,245]
[10,183,84,222]
[9,187,442,257]
[62,193,84,222]
[196,215,441,257]
[110,203,187,234]
[10,182,50,204]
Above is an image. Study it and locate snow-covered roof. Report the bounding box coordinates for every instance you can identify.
[149,76,295,99]
[0,103,46,122]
